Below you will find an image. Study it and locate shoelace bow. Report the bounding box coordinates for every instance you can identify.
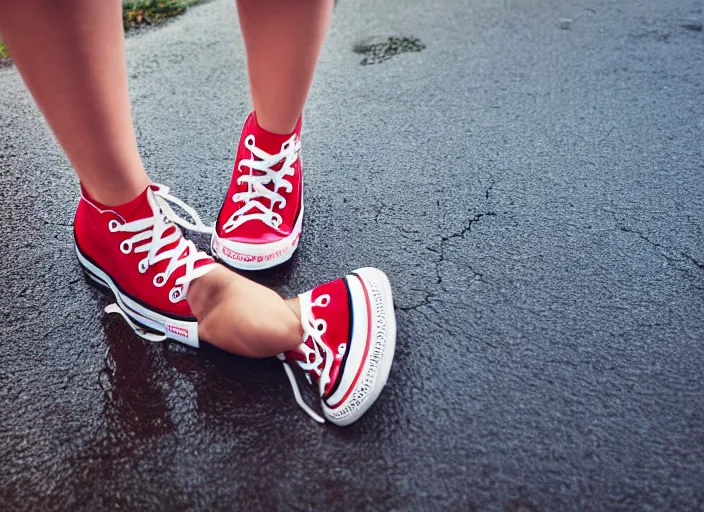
[104,185,214,341]
[278,293,333,424]
[223,134,300,233]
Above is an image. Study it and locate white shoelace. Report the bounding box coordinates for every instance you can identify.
[104,185,215,341]
[222,134,300,233]
[278,293,333,424]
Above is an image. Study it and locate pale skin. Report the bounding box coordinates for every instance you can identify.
[0,0,334,356]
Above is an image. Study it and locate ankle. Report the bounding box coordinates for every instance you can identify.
[79,167,151,207]
[189,266,303,356]
[285,297,302,323]
[188,266,229,320]
[252,109,300,136]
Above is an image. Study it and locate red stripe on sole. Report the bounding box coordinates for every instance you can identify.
[327,274,372,409]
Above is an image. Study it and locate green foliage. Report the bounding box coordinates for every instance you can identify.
[0,1,202,63]
[122,0,201,31]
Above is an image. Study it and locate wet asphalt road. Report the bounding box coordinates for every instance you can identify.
[1,0,704,510]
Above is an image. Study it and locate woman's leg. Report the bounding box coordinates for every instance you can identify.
[236,0,334,134]
[210,0,333,269]
[0,0,148,206]
[0,0,302,357]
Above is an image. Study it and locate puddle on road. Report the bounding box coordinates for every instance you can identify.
[354,36,426,65]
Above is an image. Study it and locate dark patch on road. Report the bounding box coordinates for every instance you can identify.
[680,21,703,31]
[354,36,426,65]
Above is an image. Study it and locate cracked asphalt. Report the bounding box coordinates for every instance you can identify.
[1,0,703,509]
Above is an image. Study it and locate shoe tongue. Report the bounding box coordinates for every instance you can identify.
[115,185,162,222]
[240,113,301,211]
[84,184,183,258]
[284,337,323,385]
[283,278,345,382]
[82,185,155,222]
[245,111,300,156]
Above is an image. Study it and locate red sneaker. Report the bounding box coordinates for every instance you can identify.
[74,184,215,347]
[279,268,397,425]
[212,111,303,271]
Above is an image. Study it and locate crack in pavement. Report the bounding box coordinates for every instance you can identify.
[607,208,704,273]
[617,225,704,272]
[439,211,497,245]
[375,180,499,312]
[485,180,496,200]
[396,288,436,311]
[399,210,497,311]
[433,211,496,287]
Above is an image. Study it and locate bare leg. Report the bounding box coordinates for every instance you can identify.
[236,0,334,134]
[0,0,302,356]
[0,0,148,206]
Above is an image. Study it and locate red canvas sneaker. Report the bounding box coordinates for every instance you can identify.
[212,111,303,271]
[74,184,215,347]
[279,268,397,426]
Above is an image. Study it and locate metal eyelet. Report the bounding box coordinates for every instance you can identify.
[138,259,149,274]
[108,220,121,232]
[169,287,182,303]
[120,240,132,254]
[153,273,167,287]
[244,135,256,148]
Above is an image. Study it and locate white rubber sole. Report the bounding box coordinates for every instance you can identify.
[322,267,397,426]
[210,207,303,271]
[75,244,201,348]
